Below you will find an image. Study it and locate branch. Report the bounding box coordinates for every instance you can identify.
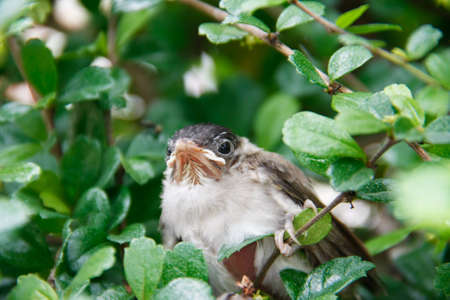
[291,0,441,87]
[255,191,354,287]
[367,136,399,169]
[291,192,352,244]
[178,0,352,94]
[406,142,431,161]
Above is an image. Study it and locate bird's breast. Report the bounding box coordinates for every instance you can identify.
[160,168,295,254]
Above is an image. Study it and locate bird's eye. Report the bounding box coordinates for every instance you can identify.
[218,140,233,155]
[167,148,172,157]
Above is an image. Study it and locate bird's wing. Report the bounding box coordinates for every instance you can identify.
[249,150,381,290]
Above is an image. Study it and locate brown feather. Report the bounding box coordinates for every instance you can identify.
[246,150,382,291]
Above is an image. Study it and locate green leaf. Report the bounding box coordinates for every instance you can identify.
[435,263,450,296]
[7,274,57,300]
[73,188,111,231]
[100,68,131,109]
[108,223,146,244]
[254,93,300,150]
[283,111,366,159]
[276,2,325,32]
[297,256,375,299]
[25,170,70,214]
[160,242,209,286]
[153,278,214,300]
[112,0,162,13]
[97,286,133,300]
[61,136,102,201]
[288,50,326,87]
[66,226,108,272]
[416,86,449,118]
[15,109,48,142]
[425,49,450,90]
[347,23,401,34]
[117,9,157,51]
[0,224,53,276]
[124,237,165,300]
[335,109,389,135]
[338,34,369,47]
[217,234,271,262]
[393,117,423,142]
[0,162,41,183]
[384,83,413,98]
[327,158,374,192]
[394,163,450,238]
[406,24,442,60]
[198,23,247,44]
[109,187,131,230]
[64,246,116,299]
[96,146,121,188]
[0,143,42,166]
[60,67,114,104]
[0,199,32,234]
[36,92,56,109]
[328,45,373,80]
[332,91,395,121]
[21,39,57,96]
[365,227,414,256]
[80,0,101,12]
[0,102,32,123]
[121,156,155,185]
[335,4,369,29]
[356,178,393,203]
[219,0,286,15]
[293,152,338,176]
[280,269,307,300]
[384,84,424,126]
[425,115,450,144]
[223,14,270,33]
[421,144,450,159]
[287,208,332,245]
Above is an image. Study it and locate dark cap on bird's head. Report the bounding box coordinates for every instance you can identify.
[166,124,240,184]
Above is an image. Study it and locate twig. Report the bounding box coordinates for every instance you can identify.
[290,192,353,244]
[406,142,431,161]
[178,0,352,94]
[255,192,353,287]
[8,37,62,158]
[107,14,119,65]
[290,0,441,87]
[367,136,399,169]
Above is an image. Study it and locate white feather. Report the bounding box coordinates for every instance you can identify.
[160,138,313,296]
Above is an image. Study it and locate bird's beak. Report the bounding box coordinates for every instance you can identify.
[167,139,226,184]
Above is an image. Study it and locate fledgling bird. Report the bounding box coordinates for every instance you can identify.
[160,123,377,298]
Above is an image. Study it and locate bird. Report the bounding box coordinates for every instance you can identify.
[159,123,378,298]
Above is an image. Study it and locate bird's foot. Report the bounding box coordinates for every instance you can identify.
[275,214,301,256]
[303,199,318,215]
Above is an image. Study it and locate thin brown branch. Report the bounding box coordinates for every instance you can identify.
[406,142,432,161]
[107,14,119,65]
[8,37,62,158]
[255,192,353,287]
[178,0,352,94]
[290,192,352,243]
[291,0,441,87]
[367,136,399,169]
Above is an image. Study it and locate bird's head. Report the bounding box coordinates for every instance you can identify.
[166,124,240,185]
